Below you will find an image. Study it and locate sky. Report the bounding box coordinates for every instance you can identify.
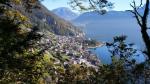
[41,0,146,11]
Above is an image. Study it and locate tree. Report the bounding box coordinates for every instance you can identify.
[0,0,43,11]
[90,36,150,83]
[129,0,150,58]
[0,0,55,83]
[69,0,113,14]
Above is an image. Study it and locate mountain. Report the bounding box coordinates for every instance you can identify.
[73,11,133,24]
[34,5,82,36]
[138,3,150,14]
[52,7,78,21]
[31,4,81,36]
[72,6,150,47]
[12,2,80,36]
[73,3,150,25]
[0,1,99,83]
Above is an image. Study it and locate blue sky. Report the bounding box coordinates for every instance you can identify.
[42,0,145,11]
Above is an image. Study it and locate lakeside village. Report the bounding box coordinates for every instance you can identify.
[38,31,104,69]
[55,34,103,67]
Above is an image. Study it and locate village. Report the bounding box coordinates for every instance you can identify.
[44,32,102,68]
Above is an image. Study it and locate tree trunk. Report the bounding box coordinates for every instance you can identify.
[141,25,150,58]
[141,0,150,58]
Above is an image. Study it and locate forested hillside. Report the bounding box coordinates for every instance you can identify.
[0,0,99,83]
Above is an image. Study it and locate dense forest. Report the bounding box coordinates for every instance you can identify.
[0,0,150,84]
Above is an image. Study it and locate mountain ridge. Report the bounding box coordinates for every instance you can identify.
[12,2,81,36]
[52,7,78,21]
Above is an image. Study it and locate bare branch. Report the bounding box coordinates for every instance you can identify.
[129,1,143,27]
[128,9,142,27]
[89,0,96,10]
[130,1,142,18]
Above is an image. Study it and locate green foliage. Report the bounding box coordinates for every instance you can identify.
[90,36,150,84]
[69,0,113,14]
[59,64,95,84]
[107,35,137,61]
[62,55,70,61]
[0,1,52,83]
[84,39,98,47]
[0,1,91,83]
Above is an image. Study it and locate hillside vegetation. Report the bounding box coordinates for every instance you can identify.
[0,0,99,83]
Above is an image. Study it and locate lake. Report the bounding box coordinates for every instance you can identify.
[90,45,146,64]
[81,18,148,64]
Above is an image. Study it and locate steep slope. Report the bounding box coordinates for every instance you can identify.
[0,1,100,83]
[52,7,78,21]
[13,2,80,36]
[31,4,81,36]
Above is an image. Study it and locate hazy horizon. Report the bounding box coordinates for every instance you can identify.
[42,0,146,12]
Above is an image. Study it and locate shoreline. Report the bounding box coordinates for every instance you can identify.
[88,42,105,49]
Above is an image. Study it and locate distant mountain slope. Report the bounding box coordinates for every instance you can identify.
[138,3,150,14]
[52,7,78,21]
[72,3,150,29]
[73,3,150,25]
[72,4,150,47]
[31,4,81,36]
[73,11,133,24]
[13,2,80,36]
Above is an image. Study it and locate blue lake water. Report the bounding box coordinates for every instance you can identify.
[82,19,146,49]
[90,45,146,64]
[81,18,148,64]
[90,46,112,64]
